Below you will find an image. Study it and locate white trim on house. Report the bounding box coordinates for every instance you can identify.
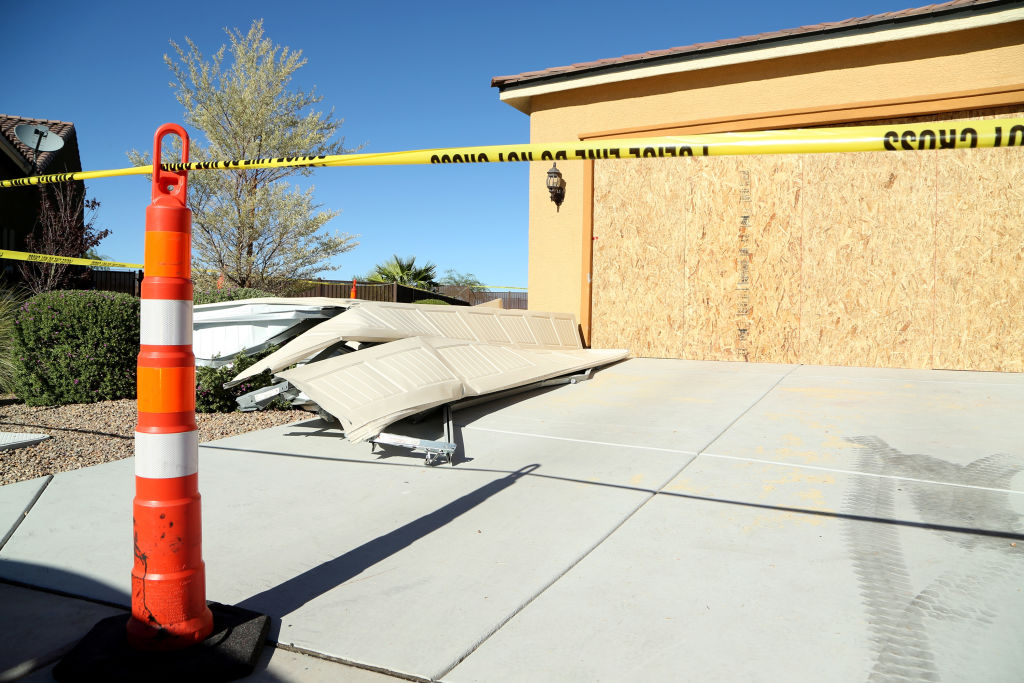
[498,7,1024,113]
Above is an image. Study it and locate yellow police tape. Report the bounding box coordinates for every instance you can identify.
[1,249,530,290]
[2,118,1022,189]
[0,248,142,269]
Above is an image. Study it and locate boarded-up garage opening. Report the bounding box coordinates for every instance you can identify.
[590,109,1024,371]
[493,1,1024,371]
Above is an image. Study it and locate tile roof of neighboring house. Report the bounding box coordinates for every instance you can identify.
[492,0,1019,89]
[0,114,82,175]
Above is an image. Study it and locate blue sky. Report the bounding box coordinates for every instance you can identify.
[3,0,912,288]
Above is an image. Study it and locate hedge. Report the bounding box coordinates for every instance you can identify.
[11,290,140,405]
[194,286,276,305]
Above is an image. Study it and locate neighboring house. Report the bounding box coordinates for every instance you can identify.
[0,114,84,281]
[492,0,1024,371]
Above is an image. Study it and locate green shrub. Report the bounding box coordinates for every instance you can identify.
[11,290,140,405]
[194,286,276,305]
[412,298,450,305]
[195,346,286,413]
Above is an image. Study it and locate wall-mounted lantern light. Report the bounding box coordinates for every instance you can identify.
[546,162,566,211]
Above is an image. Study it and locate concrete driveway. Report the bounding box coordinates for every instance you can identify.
[2,358,1022,681]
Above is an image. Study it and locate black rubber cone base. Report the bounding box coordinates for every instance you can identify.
[53,602,270,682]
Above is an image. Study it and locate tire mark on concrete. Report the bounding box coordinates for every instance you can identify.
[845,437,1024,681]
[842,439,938,681]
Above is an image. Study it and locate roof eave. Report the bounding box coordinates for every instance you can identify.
[0,135,33,174]
[496,3,1024,115]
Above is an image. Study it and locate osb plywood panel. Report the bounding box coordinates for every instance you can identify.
[591,111,1022,370]
[593,156,803,363]
[591,159,689,357]
[800,152,935,368]
[684,158,744,361]
[744,156,803,364]
[934,145,1024,371]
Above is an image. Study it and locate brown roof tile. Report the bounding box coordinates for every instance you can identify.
[492,0,1017,89]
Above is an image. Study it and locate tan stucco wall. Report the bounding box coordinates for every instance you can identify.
[522,21,1024,332]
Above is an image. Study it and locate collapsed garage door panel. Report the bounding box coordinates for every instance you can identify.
[591,116,1024,371]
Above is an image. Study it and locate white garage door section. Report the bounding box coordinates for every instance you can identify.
[279,336,627,442]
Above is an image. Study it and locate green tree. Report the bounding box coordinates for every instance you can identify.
[367,255,437,288]
[129,20,357,294]
[83,248,112,271]
[439,268,485,291]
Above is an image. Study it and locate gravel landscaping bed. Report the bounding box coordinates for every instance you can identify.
[0,395,311,485]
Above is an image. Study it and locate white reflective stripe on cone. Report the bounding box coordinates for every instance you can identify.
[140,299,193,346]
[134,431,199,478]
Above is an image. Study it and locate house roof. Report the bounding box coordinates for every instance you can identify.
[492,0,1023,110]
[0,114,82,176]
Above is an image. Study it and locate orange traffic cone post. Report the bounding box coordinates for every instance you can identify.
[128,123,213,649]
[51,124,270,682]
[53,124,269,681]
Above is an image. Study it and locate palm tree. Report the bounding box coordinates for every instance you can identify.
[367,255,438,288]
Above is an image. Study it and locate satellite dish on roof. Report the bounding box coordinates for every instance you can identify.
[14,124,64,152]
[14,123,64,173]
